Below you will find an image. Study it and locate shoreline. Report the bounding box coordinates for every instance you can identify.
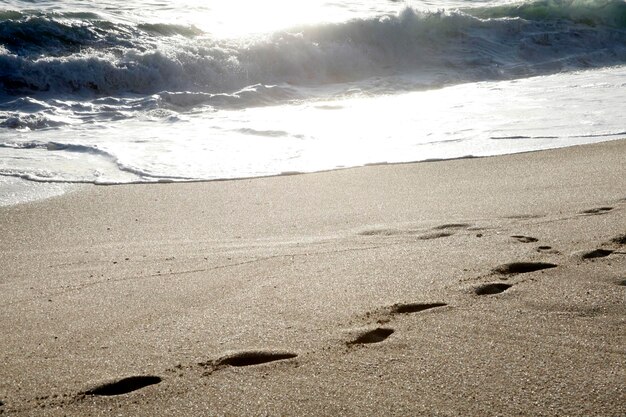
[1,139,625,416]
[2,136,625,208]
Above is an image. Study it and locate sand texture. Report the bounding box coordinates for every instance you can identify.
[0,140,625,416]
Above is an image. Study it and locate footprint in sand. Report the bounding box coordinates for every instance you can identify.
[417,232,454,240]
[580,207,613,215]
[432,223,471,230]
[511,235,539,243]
[348,328,394,345]
[359,222,474,238]
[474,283,513,296]
[581,249,614,259]
[391,302,447,314]
[493,262,557,275]
[215,350,297,367]
[359,229,453,240]
[84,376,162,396]
[537,245,559,254]
[504,214,543,220]
[359,228,403,236]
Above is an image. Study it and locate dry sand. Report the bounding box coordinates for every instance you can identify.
[0,140,625,416]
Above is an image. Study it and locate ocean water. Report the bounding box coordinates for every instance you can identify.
[1,0,625,205]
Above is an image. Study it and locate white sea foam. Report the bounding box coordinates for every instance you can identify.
[1,66,624,188]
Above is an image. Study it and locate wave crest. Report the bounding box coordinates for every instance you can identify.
[1,4,625,101]
[467,0,626,29]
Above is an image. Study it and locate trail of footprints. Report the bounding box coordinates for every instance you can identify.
[15,218,626,412]
[347,302,451,345]
[65,351,301,402]
[348,224,625,347]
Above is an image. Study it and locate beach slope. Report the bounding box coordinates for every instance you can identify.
[0,140,625,416]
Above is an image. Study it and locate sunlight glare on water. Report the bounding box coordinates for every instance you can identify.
[76,0,497,37]
[202,0,344,37]
[97,0,394,37]
[145,0,508,37]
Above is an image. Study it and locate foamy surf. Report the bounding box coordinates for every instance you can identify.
[1,0,625,204]
[2,66,624,187]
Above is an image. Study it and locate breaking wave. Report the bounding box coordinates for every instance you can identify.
[0,1,625,101]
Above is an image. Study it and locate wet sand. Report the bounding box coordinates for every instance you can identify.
[0,140,625,416]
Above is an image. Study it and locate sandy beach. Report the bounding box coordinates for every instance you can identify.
[0,139,624,416]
